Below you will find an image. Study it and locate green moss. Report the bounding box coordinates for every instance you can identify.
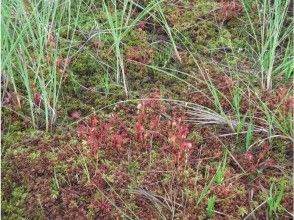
[149,150,158,165]
[271,139,291,163]
[127,202,139,212]
[187,131,203,144]
[2,128,40,154]
[128,161,140,176]
[29,150,41,160]
[162,172,172,185]
[163,1,219,31]
[2,186,28,219]
[71,50,100,76]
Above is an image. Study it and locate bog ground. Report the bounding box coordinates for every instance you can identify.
[1,0,293,219]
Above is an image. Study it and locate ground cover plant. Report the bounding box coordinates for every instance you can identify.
[1,0,293,219]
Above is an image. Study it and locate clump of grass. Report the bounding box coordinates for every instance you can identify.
[2,0,82,130]
[101,0,161,95]
[241,0,293,90]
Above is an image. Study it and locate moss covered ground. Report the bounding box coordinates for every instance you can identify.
[2,0,293,219]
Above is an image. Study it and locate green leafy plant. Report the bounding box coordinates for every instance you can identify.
[245,116,254,151]
[214,149,228,185]
[206,195,216,218]
[267,182,285,219]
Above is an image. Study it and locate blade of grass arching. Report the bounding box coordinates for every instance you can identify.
[155,2,182,64]
[121,0,163,38]
[240,0,259,53]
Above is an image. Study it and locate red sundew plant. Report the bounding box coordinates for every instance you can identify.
[218,0,243,22]
[77,91,195,165]
[55,56,72,80]
[126,46,152,64]
[77,113,131,156]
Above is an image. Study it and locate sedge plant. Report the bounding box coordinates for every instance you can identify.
[240,0,293,90]
[2,0,82,131]
[101,0,162,95]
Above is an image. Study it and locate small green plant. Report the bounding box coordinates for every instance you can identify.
[51,168,60,199]
[245,116,254,151]
[267,182,285,219]
[214,150,228,185]
[206,195,216,218]
[102,73,110,96]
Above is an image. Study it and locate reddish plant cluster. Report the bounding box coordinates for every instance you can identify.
[213,74,235,93]
[88,199,112,219]
[46,31,72,80]
[188,91,214,108]
[56,56,72,80]
[30,83,42,108]
[137,21,147,31]
[93,40,104,49]
[77,91,194,164]
[212,183,233,198]
[126,46,153,65]
[3,91,21,110]
[236,142,278,173]
[218,0,243,22]
[48,31,56,50]
[262,87,294,113]
[77,113,130,157]
[135,91,193,161]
